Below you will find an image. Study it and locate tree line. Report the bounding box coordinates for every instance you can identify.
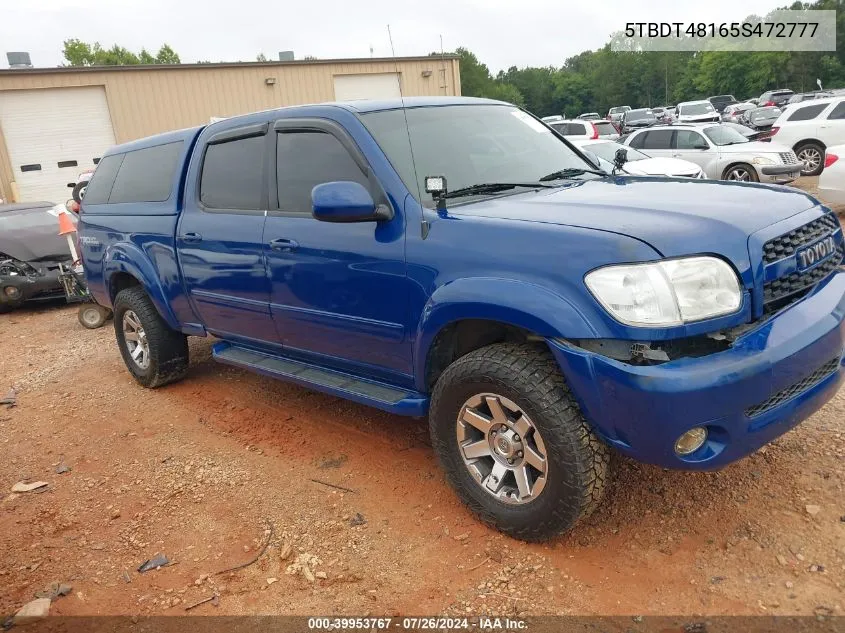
[451,0,845,117]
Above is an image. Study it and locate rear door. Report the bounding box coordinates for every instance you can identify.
[631,129,674,159]
[177,123,278,343]
[820,100,845,146]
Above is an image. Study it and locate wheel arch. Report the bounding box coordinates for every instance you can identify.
[792,138,827,151]
[103,243,181,331]
[414,277,600,392]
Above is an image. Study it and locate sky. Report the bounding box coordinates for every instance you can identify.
[2,0,790,72]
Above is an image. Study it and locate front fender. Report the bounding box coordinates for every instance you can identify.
[102,242,181,331]
[413,277,599,390]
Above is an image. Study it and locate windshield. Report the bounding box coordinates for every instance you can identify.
[703,125,749,145]
[722,122,755,136]
[582,142,649,163]
[680,103,715,116]
[626,109,656,122]
[361,105,596,207]
[610,107,629,114]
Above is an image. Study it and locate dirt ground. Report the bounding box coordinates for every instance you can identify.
[0,177,843,620]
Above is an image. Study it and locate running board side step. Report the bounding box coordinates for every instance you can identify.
[212,342,429,417]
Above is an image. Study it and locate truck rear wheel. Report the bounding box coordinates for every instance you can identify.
[429,343,610,541]
[113,287,188,388]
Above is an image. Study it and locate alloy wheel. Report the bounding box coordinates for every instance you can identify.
[122,310,150,370]
[455,393,548,504]
[797,147,821,173]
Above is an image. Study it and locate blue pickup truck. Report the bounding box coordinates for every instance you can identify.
[78,97,845,541]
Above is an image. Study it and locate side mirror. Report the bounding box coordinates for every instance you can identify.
[581,150,601,169]
[311,181,393,223]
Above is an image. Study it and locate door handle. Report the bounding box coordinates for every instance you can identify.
[269,237,299,251]
[180,232,202,243]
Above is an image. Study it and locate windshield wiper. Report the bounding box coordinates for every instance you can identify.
[443,182,555,200]
[539,167,607,182]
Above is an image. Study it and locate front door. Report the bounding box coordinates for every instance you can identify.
[177,123,278,344]
[672,129,714,172]
[262,119,411,383]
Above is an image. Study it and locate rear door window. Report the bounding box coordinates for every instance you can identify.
[788,103,826,121]
[593,122,615,135]
[826,101,845,120]
[200,135,266,210]
[108,141,184,204]
[640,130,673,149]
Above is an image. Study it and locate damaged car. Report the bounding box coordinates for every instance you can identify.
[0,201,74,313]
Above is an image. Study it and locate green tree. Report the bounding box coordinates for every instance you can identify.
[256,53,269,62]
[62,39,180,66]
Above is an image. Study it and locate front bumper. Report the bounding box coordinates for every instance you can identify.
[760,164,800,184]
[0,267,65,308]
[548,270,845,470]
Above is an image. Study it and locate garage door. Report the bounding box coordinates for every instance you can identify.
[0,86,116,203]
[333,73,401,101]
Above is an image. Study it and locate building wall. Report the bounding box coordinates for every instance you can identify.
[0,56,461,201]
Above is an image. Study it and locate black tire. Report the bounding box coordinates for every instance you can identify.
[113,286,188,388]
[71,180,88,204]
[78,303,111,329]
[722,163,759,183]
[795,142,825,176]
[0,303,18,314]
[429,342,611,541]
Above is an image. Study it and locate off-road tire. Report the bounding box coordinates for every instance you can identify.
[113,287,188,388]
[429,342,611,541]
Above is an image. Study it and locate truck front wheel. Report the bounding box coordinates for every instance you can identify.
[113,287,189,388]
[429,343,610,541]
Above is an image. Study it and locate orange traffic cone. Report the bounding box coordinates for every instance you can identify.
[57,210,79,262]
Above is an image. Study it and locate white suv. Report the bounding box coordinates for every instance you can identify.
[769,96,845,175]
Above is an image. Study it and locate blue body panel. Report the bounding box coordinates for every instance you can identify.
[78,97,845,471]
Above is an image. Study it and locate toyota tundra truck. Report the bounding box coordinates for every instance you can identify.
[77,97,845,541]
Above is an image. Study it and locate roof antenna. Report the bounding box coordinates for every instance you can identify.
[387,24,431,239]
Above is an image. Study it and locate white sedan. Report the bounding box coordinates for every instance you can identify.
[818,144,845,206]
[570,138,705,178]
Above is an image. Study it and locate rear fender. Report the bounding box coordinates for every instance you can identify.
[413,277,599,392]
[102,242,181,331]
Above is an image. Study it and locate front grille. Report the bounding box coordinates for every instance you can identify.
[763,246,844,313]
[762,214,841,263]
[745,356,841,417]
[779,151,799,165]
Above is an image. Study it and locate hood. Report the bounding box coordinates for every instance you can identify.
[623,157,700,176]
[719,140,792,155]
[0,204,74,263]
[448,177,818,262]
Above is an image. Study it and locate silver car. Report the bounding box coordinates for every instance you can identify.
[622,123,802,183]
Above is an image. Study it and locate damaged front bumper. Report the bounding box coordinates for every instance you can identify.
[0,257,68,309]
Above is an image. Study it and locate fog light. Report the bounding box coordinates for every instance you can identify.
[4,286,20,299]
[675,427,707,455]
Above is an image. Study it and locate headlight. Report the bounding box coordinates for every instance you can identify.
[751,156,775,165]
[584,256,741,327]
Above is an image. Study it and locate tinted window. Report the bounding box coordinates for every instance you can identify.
[827,101,845,120]
[82,153,124,205]
[107,142,183,204]
[200,135,265,210]
[276,130,369,215]
[788,103,826,121]
[593,121,616,135]
[626,109,656,123]
[675,130,708,149]
[640,130,673,149]
[679,103,715,116]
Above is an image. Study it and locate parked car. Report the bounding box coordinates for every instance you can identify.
[620,108,657,133]
[607,105,630,124]
[650,107,675,123]
[787,91,834,104]
[746,98,760,106]
[541,115,565,124]
[708,95,738,113]
[577,112,601,120]
[549,119,619,140]
[759,89,795,108]
[742,106,782,132]
[818,145,845,205]
[769,96,845,175]
[721,102,755,123]
[0,201,75,313]
[570,138,705,178]
[78,96,845,541]
[676,100,720,123]
[623,123,801,183]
